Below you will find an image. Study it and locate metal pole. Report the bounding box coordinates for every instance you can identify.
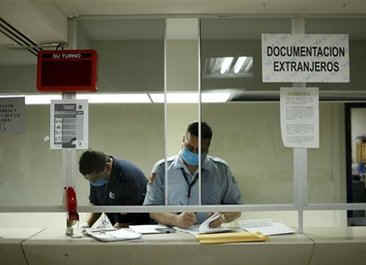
[64,17,78,236]
[291,17,308,234]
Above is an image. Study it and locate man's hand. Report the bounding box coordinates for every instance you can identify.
[147,173,156,184]
[208,213,225,228]
[208,212,241,228]
[87,212,101,227]
[114,222,130,228]
[175,212,197,228]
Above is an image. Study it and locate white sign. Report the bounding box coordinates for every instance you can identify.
[50,100,88,149]
[280,87,319,148]
[0,97,25,134]
[262,34,349,83]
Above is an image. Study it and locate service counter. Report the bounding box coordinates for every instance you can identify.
[3,227,366,265]
[305,227,366,265]
[0,228,45,265]
[22,228,312,265]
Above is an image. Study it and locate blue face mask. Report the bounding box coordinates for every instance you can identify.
[181,147,207,166]
[89,178,108,187]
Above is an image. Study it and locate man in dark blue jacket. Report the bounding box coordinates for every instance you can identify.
[79,150,152,227]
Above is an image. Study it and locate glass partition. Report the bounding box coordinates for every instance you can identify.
[202,102,293,204]
[305,17,366,206]
[2,15,364,233]
[201,18,293,205]
[307,103,346,204]
[306,18,366,91]
[74,18,165,220]
[201,17,292,94]
[78,18,165,92]
[0,36,65,207]
[164,21,201,212]
[344,103,366,226]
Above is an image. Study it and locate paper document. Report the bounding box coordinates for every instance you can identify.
[175,213,233,235]
[50,99,88,149]
[81,213,142,242]
[88,213,115,232]
[129,225,175,234]
[0,97,25,134]
[85,228,142,242]
[280,87,319,148]
[240,219,295,236]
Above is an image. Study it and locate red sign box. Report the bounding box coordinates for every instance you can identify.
[37,49,97,92]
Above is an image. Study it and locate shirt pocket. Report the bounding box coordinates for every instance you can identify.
[167,182,189,205]
[202,180,222,205]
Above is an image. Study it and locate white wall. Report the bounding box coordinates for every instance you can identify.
[92,40,164,92]
[203,103,346,204]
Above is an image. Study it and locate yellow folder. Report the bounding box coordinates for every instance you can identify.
[196,231,268,244]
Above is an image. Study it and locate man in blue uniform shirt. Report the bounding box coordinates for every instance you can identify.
[144,122,242,229]
[79,150,152,227]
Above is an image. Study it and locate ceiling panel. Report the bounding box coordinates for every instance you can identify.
[35,0,366,16]
[306,18,366,40]
[79,19,165,40]
[201,18,292,40]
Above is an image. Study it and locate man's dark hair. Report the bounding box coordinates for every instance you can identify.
[186,121,213,140]
[79,150,108,175]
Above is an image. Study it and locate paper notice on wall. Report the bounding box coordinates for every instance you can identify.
[50,99,88,149]
[280,87,319,148]
[0,97,25,134]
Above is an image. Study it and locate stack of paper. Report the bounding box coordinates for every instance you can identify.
[129,225,175,234]
[197,231,268,244]
[85,229,142,242]
[88,213,115,232]
[175,212,233,235]
[198,213,233,234]
[83,213,142,242]
[240,219,295,236]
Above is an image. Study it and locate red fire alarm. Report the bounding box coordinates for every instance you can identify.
[37,49,97,92]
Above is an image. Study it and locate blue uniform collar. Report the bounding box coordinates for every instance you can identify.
[173,151,210,172]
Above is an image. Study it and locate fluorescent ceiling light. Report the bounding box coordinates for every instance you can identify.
[26,94,62,105]
[149,91,231,103]
[202,92,231,103]
[206,56,254,78]
[149,92,198,103]
[76,93,150,103]
[0,92,231,104]
[244,57,253,72]
[0,94,62,105]
[220,57,234,74]
[0,95,24,99]
[0,93,150,104]
[233,57,247,74]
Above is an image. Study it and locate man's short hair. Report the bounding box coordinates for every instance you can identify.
[186,121,213,140]
[79,150,108,175]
